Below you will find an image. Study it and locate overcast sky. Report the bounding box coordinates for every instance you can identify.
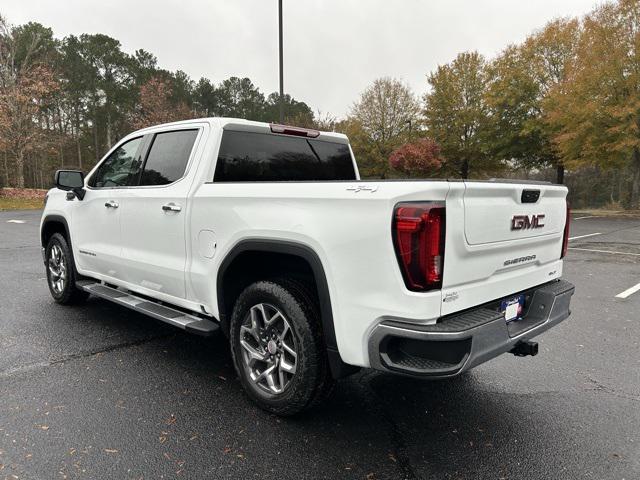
[2,0,599,118]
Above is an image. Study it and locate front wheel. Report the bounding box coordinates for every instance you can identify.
[229,280,333,416]
[45,233,89,305]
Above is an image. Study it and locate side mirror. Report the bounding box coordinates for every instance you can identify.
[55,170,86,200]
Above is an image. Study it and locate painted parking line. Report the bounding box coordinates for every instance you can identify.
[615,282,640,299]
[574,216,598,220]
[6,220,26,224]
[569,232,602,241]
[568,247,640,256]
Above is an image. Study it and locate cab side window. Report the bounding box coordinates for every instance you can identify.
[89,137,143,188]
[138,130,198,186]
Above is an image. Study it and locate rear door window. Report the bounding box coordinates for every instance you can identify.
[138,129,198,186]
[213,130,356,182]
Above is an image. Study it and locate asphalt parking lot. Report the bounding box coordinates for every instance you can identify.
[1,209,639,480]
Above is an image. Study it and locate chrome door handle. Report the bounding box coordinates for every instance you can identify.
[104,200,119,209]
[162,202,182,212]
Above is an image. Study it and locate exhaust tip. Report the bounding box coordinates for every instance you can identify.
[510,340,538,357]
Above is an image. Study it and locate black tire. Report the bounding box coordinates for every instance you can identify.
[229,279,333,416]
[275,278,336,410]
[45,233,90,305]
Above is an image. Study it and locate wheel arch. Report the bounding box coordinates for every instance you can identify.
[216,239,357,378]
[41,215,72,249]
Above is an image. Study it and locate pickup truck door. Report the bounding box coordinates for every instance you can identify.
[117,128,201,300]
[72,136,145,278]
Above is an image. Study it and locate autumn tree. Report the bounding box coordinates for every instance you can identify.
[389,138,443,177]
[424,52,495,178]
[130,76,191,130]
[333,117,377,177]
[486,18,580,184]
[350,77,420,178]
[547,0,640,207]
[0,15,58,188]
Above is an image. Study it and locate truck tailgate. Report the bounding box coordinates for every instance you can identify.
[441,181,568,317]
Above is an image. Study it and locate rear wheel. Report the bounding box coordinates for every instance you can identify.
[45,233,89,305]
[229,279,333,416]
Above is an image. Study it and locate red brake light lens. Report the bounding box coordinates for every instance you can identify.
[561,202,571,258]
[392,202,446,291]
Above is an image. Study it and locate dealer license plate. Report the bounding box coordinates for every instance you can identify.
[500,294,525,323]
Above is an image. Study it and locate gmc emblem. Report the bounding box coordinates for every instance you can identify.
[511,214,545,230]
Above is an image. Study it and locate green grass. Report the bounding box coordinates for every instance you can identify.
[0,196,44,211]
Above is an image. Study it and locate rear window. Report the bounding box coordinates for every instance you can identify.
[213,130,356,182]
[139,129,198,186]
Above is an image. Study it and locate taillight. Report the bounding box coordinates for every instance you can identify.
[561,202,571,258]
[392,202,446,291]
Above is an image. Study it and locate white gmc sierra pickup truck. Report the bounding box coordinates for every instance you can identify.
[40,118,575,415]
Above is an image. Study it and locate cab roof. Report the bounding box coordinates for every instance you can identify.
[132,117,349,144]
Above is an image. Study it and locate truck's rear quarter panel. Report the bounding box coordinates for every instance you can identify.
[189,181,450,366]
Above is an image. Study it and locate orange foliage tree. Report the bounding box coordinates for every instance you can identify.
[0,15,58,188]
[130,76,192,130]
[389,138,444,178]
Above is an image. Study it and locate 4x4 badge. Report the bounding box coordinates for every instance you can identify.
[347,185,378,193]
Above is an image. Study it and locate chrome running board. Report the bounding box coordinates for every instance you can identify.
[79,282,219,336]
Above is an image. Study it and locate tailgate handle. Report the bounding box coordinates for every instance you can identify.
[521,189,540,203]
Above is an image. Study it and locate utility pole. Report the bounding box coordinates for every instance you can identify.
[278,0,284,124]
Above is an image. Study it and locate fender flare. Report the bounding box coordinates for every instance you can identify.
[217,239,357,378]
[40,214,85,283]
[40,214,71,248]
[217,239,337,347]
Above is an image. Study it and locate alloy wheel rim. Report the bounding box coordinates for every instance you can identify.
[239,303,298,395]
[48,244,67,294]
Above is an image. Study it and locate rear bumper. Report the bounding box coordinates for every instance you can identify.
[367,279,575,378]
